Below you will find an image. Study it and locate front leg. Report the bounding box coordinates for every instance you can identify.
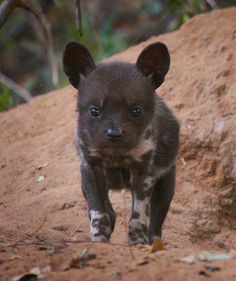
[129,168,155,245]
[81,161,114,242]
[89,210,112,243]
[148,165,175,244]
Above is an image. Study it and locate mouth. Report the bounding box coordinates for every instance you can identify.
[107,138,123,144]
[100,142,126,150]
[94,136,139,152]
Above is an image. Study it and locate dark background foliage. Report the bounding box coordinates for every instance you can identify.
[0,0,235,111]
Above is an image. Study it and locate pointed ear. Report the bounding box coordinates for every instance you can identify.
[136,42,170,89]
[63,42,96,88]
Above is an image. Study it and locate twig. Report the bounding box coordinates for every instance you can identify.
[206,0,218,9]
[19,1,59,87]
[0,238,132,250]
[64,240,131,248]
[0,0,58,87]
[75,0,83,36]
[0,0,19,28]
[0,72,32,101]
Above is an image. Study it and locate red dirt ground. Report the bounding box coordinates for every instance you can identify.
[0,7,236,281]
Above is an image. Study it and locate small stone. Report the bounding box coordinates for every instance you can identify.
[180,255,198,264]
[36,175,45,182]
[60,201,77,210]
[52,225,68,231]
[111,271,122,279]
[135,258,149,266]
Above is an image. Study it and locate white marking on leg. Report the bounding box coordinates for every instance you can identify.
[156,162,175,178]
[89,210,111,242]
[129,197,150,244]
[133,197,149,224]
[81,159,88,167]
[144,176,155,186]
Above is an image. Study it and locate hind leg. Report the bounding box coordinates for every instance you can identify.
[148,165,175,244]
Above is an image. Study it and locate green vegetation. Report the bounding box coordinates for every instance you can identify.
[0,0,235,111]
[0,86,13,112]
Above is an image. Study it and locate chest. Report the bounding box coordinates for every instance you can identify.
[84,137,156,190]
[105,166,131,190]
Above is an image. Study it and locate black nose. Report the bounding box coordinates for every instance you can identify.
[106,127,123,140]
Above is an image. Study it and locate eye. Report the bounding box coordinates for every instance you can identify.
[88,106,102,118]
[131,105,143,118]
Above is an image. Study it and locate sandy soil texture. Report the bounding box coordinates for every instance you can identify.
[0,7,236,281]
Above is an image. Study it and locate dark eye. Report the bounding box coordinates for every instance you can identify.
[88,106,102,118]
[131,106,143,118]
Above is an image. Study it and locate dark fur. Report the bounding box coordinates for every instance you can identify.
[63,42,180,244]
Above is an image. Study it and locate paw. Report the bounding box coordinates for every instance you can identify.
[128,236,147,245]
[91,234,109,243]
[90,211,111,243]
[128,220,148,245]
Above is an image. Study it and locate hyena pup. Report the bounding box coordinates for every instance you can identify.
[63,41,180,245]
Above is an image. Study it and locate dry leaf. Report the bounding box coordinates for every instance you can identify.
[180,251,234,264]
[52,225,68,231]
[8,254,22,260]
[135,259,149,266]
[12,273,38,281]
[12,265,50,281]
[69,249,96,268]
[29,267,41,275]
[35,163,48,171]
[151,237,166,253]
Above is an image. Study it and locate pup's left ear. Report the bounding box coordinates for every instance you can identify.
[136,42,170,89]
[63,42,96,89]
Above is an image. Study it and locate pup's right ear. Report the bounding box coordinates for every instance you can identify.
[63,42,96,88]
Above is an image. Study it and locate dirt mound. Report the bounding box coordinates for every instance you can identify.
[0,7,236,281]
